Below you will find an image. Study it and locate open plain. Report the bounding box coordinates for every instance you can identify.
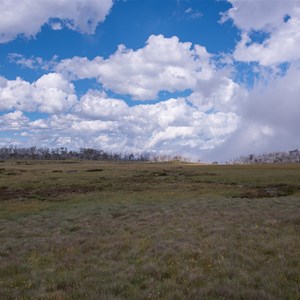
[0,160,299,299]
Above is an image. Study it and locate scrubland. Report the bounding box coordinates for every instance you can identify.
[0,160,299,299]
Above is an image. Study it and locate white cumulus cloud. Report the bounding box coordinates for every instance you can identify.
[56,35,215,100]
[0,110,29,130]
[187,76,247,113]
[224,0,300,66]
[74,90,128,120]
[0,73,77,113]
[233,17,300,66]
[0,0,113,43]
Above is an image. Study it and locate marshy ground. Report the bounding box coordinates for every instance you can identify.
[0,160,299,299]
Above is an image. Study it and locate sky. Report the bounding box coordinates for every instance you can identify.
[0,0,300,162]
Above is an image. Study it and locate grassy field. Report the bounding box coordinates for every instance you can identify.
[0,160,299,299]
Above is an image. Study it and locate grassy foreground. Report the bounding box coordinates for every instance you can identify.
[0,160,299,299]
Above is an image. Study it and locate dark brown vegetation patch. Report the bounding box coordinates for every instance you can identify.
[86,168,104,172]
[0,185,101,201]
[238,184,297,198]
[37,185,100,199]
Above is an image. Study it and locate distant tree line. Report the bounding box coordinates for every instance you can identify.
[232,149,300,164]
[0,146,189,162]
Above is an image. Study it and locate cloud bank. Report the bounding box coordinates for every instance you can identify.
[1,0,300,162]
[0,33,247,160]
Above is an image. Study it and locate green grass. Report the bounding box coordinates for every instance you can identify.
[0,160,300,299]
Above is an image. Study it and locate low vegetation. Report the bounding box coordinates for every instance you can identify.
[0,160,299,299]
[0,146,188,162]
[233,149,300,164]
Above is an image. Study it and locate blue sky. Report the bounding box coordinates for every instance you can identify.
[0,0,299,161]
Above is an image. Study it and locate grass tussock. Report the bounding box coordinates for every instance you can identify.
[0,160,299,299]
